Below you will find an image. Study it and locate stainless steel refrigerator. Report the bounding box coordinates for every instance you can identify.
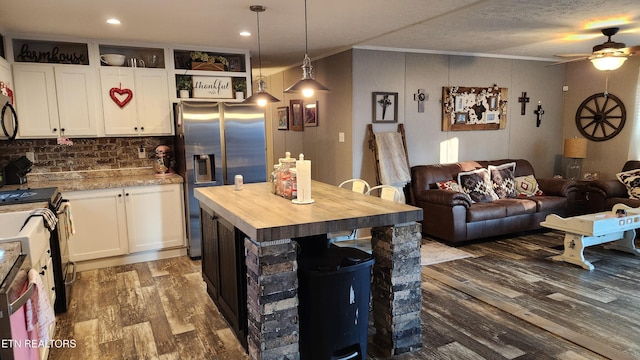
[174,101,267,258]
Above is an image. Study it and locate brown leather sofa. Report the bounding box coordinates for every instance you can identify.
[409,159,577,245]
[586,160,640,212]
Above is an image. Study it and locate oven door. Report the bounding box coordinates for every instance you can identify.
[0,254,39,360]
[53,200,76,313]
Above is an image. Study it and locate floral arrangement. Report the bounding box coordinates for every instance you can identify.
[190,51,229,67]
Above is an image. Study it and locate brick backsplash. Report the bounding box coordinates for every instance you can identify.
[0,136,174,173]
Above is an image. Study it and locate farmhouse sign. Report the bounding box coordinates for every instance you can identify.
[13,39,89,65]
[192,76,233,99]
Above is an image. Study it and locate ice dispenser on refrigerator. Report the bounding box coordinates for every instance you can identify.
[194,154,215,183]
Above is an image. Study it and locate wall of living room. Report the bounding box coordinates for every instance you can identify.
[353,49,567,185]
[266,51,353,186]
[562,57,640,180]
[266,48,567,187]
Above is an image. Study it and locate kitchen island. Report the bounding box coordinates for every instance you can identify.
[195,181,423,359]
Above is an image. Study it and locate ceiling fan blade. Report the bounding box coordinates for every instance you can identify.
[555,53,592,58]
[624,45,640,54]
[546,56,589,66]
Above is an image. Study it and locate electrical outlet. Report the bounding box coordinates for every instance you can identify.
[138,146,146,159]
[339,132,345,143]
[26,152,35,163]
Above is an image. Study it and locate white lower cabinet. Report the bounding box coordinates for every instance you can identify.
[66,184,185,262]
[125,184,186,253]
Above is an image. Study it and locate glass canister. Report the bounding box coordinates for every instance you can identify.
[273,152,296,199]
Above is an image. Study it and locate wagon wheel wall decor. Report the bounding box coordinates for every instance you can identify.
[575,93,626,141]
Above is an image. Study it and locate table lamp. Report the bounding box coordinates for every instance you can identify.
[563,137,587,180]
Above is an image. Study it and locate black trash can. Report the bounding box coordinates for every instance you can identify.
[298,245,374,360]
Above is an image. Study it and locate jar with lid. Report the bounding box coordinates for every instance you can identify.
[273,151,296,199]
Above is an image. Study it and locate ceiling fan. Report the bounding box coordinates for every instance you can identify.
[552,27,639,70]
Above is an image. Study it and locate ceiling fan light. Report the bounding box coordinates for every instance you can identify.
[591,56,627,71]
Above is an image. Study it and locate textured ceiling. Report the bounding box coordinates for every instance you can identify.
[1,0,639,74]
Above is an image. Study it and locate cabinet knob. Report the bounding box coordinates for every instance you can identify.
[52,287,55,291]
[39,270,45,276]
[140,127,145,131]
[125,193,130,196]
[118,194,122,197]
[52,128,58,133]
[42,265,47,270]
[61,128,66,133]
[134,127,138,131]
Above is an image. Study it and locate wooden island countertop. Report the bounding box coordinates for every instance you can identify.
[195,180,424,359]
[194,180,423,242]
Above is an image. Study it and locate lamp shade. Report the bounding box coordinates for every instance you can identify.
[563,138,587,158]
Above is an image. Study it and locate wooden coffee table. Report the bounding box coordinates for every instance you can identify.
[541,204,640,270]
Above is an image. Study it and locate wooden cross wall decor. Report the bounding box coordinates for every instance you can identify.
[518,92,530,115]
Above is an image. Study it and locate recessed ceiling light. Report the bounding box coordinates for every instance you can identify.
[106,18,121,25]
[240,31,251,37]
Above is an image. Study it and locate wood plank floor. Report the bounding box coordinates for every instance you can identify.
[50,230,639,359]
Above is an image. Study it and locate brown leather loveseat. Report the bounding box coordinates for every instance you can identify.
[586,160,640,212]
[409,159,577,245]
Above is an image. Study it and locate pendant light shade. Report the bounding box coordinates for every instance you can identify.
[245,78,280,106]
[244,5,280,106]
[284,0,330,97]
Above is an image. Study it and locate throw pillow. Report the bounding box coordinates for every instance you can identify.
[435,180,463,192]
[457,168,499,203]
[514,175,544,197]
[616,169,640,200]
[488,162,516,199]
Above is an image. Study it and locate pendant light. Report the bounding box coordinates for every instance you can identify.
[284,0,330,97]
[244,5,280,107]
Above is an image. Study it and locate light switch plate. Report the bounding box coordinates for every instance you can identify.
[339,132,345,143]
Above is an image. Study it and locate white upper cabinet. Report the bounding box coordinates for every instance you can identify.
[13,63,100,138]
[100,67,172,136]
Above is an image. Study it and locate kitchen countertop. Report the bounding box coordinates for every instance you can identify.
[22,167,184,192]
[194,180,423,241]
[0,242,22,284]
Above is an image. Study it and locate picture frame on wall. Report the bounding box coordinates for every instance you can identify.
[372,92,398,123]
[277,107,289,130]
[290,99,304,131]
[304,101,318,127]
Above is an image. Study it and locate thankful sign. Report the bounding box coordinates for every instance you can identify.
[192,76,232,99]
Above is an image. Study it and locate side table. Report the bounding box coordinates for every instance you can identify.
[569,180,600,216]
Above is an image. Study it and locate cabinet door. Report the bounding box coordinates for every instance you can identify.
[38,248,56,306]
[200,206,219,299]
[12,64,60,137]
[134,69,173,135]
[54,65,100,137]
[65,188,129,261]
[125,184,186,253]
[216,216,243,336]
[100,67,139,135]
